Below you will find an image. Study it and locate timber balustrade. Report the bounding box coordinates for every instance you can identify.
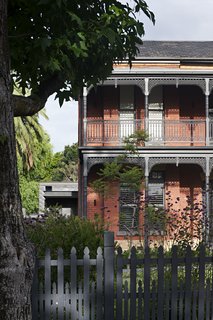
[32,231,213,319]
[84,119,213,146]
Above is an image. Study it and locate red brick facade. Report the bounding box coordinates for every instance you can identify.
[79,43,213,246]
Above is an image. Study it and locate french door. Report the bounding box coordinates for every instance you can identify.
[119,86,134,141]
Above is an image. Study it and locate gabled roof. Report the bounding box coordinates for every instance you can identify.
[137,41,213,60]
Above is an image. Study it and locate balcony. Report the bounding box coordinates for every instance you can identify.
[84,119,213,146]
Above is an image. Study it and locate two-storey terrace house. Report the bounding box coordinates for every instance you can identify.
[78,41,213,246]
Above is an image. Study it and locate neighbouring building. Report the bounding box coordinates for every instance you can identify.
[78,41,213,247]
[39,182,78,216]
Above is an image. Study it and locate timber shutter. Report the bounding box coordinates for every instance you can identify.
[148,171,165,233]
[119,184,139,232]
[148,183,164,207]
[148,171,164,207]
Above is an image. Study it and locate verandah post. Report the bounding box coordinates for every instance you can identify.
[104,231,114,320]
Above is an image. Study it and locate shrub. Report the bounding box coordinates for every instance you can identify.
[25,208,105,258]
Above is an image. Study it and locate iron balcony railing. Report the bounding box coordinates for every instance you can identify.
[84,119,213,146]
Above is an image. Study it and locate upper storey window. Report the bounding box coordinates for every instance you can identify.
[120,86,135,139]
[120,86,134,110]
[148,86,164,142]
[149,85,163,111]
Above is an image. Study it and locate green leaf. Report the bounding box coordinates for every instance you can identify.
[101,28,116,44]
[67,12,83,27]
[40,38,51,52]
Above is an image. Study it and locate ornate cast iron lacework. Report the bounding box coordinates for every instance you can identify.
[87,156,145,173]
[148,78,206,94]
[148,157,206,173]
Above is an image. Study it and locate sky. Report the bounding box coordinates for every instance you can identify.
[41,0,213,152]
[40,95,78,152]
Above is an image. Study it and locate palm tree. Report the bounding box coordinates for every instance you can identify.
[14,109,48,171]
[13,84,50,171]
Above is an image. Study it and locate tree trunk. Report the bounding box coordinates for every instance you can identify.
[0,1,34,319]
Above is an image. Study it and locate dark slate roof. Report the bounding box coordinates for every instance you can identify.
[137,41,213,60]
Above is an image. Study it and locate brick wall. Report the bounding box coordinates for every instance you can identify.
[87,165,120,234]
[87,163,204,242]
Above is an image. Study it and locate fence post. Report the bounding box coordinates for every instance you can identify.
[31,258,38,320]
[104,231,114,320]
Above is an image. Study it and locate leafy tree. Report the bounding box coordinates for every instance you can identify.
[17,133,54,214]
[53,161,78,182]
[9,1,154,114]
[15,112,55,213]
[63,143,78,164]
[19,177,39,214]
[0,0,154,318]
[19,141,78,213]
[51,143,78,181]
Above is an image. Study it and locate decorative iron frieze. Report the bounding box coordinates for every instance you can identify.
[87,155,145,173]
[148,156,206,173]
[148,78,206,94]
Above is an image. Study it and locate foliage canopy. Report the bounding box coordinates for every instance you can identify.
[51,144,78,181]
[9,0,154,115]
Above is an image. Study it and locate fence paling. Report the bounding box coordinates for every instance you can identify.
[57,248,64,320]
[144,247,151,320]
[78,282,83,320]
[206,280,210,319]
[171,246,178,319]
[198,245,205,320]
[124,281,129,320]
[45,248,51,320]
[157,246,164,320]
[165,282,170,320]
[83,247,90,320]
[70,247,77,320]
[130,247,137,320]
[179,282,184,320]
[138,280,142,320]
[96,247,103,319]
[104,231,114,320]
[192,283,198,320]
[116,247,123,320]
[32,232,213,320]
[185,245,192,320]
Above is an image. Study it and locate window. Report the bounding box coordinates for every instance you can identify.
[120,86,134,110]
[45,186,52,192]
[148,86,164,142]
[148,171,165,233]
[120,86,135,139]
[148,183,164,207]
[119,184,139,232]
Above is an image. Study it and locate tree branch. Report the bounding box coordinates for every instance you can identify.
[13,95,45,117]
[13,74,65,117]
